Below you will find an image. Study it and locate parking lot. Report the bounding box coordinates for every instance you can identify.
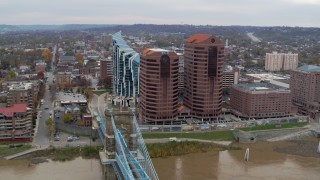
[52,131,102,148]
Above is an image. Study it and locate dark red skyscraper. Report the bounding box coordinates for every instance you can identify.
[183,34,224,121]
[139,48,179,124]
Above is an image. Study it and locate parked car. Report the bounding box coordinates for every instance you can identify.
[67,136,73,142]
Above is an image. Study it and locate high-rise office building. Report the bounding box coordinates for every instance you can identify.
[290,65,320,118]
[112,32,140,97]
[183,34,224,120]
[139,48,179,124]
[265,52,298,71]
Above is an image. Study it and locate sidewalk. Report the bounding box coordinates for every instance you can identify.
[144,138,232,146]
[4,145,49,160]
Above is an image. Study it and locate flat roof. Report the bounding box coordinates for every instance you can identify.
[297,65,320,72]
[235,82,289,92]
[56,92,87,103]
[246,73,288,80]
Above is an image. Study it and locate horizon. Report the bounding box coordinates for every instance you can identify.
[1,0,320,27]
[2,23,320,28]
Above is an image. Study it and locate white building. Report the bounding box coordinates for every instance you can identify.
[265,52,298,71]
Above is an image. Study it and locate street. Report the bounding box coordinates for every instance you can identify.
[33,45,56,147]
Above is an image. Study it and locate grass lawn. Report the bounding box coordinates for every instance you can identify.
[31,146,101,161]
[143,131,234,141]
[0,144,32,157]
[240,122,307,131]
[147,141,241,158]
[142,122,307,141]
[93,90,107,96]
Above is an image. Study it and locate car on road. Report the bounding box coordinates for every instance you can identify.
[44,107,49,110]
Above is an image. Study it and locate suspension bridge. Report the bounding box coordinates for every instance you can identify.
[94,106,158,180]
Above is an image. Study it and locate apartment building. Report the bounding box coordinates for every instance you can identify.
[290,65,320,118]
[265,52,298,71]
[0,104,32,142]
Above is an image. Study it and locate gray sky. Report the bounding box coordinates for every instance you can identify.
[1,0,319,27]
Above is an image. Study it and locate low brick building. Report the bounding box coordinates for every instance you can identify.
[230,82,292,119]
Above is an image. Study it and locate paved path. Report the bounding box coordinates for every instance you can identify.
[4,145,49,160]
[144,138,232,146]
[267,129,312,142]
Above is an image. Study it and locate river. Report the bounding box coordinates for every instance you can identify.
[153,141,320,180]
[0,141,319,180]
[0,157,103,180]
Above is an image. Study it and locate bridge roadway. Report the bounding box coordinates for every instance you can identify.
[94,107,158,180]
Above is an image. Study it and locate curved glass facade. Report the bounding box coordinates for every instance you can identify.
[112,32,140,97]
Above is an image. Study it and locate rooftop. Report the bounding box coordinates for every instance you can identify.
[56,92,87,103]
[234,82,289,92]
[186,34,222,44]
[9,82,33,90]
[61,56,75,61]
[297,65,320,73]
[0,104,27,117]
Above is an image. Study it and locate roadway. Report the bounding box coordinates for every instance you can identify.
[247,32,261,42]
[33,45,57,147]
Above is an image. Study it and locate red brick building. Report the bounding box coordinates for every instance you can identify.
[139,48,179,124]
[0,104,32,142]
[183,34,224,121]
[290,65,320,118]
[230,82,292,118]
[100,58,113,80]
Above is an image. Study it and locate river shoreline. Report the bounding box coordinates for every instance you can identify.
[274,139,320,158]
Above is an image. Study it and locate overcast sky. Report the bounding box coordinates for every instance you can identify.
[0,0,319,27]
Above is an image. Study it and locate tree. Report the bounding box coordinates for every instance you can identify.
[100,77,112,90]
[75,53,83,65]
[6,70,16,80]
[86,88,94,102]
[63,113,73,123]
[37,71,45,79]
[45,118,55,139]
[42,49,52,61]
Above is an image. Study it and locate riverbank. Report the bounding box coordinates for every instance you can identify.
[15,146,103,164]
[147,141,241,158]
[274,139,320,158]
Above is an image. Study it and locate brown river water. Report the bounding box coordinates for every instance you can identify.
[0,141,319,180]
[153,141,320,180]
[0,157,103,180]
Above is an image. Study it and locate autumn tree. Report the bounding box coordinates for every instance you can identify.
[75,53,83,65]
[85,88,94,102]
[45,118,55,139]
[63,113,73,124]
[42,49,52,61]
